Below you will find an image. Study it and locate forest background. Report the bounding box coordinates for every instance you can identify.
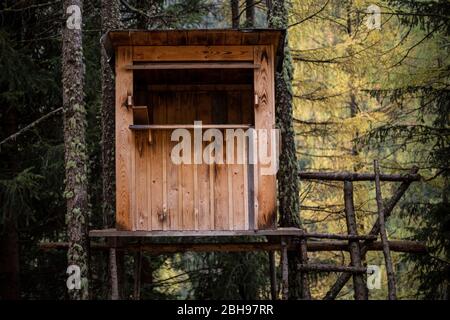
[0,0,448,300]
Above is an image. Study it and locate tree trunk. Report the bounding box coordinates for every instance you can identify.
[101,0,121,300]
[231,0,239,28]
[245,0,255,27]
[136,0,151,29]
[62,0,89,300]
[268,0,310,299]
[101,0,119,239]
[346,0,360,168]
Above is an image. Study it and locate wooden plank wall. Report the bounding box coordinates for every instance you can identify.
[118,44,278,231]
[131,90,252,231]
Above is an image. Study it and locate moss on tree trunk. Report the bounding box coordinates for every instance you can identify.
[269,0,310,299]
[62,0,89,300]
[101,0,121,300]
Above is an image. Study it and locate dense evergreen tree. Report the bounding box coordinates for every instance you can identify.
[382,0,450,299]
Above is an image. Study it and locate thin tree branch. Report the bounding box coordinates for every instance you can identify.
[0,0,60,12]
[0,107,63,147]
[288,0,330,28]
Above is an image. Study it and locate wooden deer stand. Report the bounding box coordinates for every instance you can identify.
[87,29,425,300]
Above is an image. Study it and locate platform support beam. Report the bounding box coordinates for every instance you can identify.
[107,237,120,300]
[269,251,277,300]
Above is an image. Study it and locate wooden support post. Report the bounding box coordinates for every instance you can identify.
[107,237,119,300]
[269,251,277,300]
[281,238,289,300]
[299,238,311,299]
[324,167,418,300]
[374,160,397,300]
[109,248,119,300]
[343,181,368,300]
[110,250,120,300]
[133,246,142,300]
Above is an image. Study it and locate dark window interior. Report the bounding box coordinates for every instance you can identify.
[133,68,254,126]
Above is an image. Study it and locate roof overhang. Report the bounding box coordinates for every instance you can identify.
[101,29,286,72]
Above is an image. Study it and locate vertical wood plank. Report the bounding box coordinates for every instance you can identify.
[209,159,215,229]
[146,115,152,230]
[243,145,249,230]
[254,45,277,230]
[115,46,133,230]
[212,94,229,230]
[150,93,164,230]
[226,93,234,230]
[196,93,212,230]
[227,92,246,230]
[180,93,195,230]
[161,95,168,230]
[175,92,184,228]
[214,161,229,230]
[242,91,253,230]
[193,159,199,230]
[227,156,234,229]
[166,92,180,230]
[135,131,148,230]
[131,130,136,230]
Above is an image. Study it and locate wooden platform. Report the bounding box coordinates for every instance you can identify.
[90,228,305,238]
[89,228,377,241]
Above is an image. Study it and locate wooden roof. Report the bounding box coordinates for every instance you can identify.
[102,29,286,71]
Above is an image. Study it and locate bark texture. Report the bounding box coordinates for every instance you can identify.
[269,0,310,299]
[101,0,119,233]
[231,0,239,28]
[245,0,255,27]
[62,0,89,300]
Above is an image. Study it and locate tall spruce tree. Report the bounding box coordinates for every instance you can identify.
[385,0,450,299]
[62,0,90,300]
[269,0,311,299]
[101,0,121,300]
